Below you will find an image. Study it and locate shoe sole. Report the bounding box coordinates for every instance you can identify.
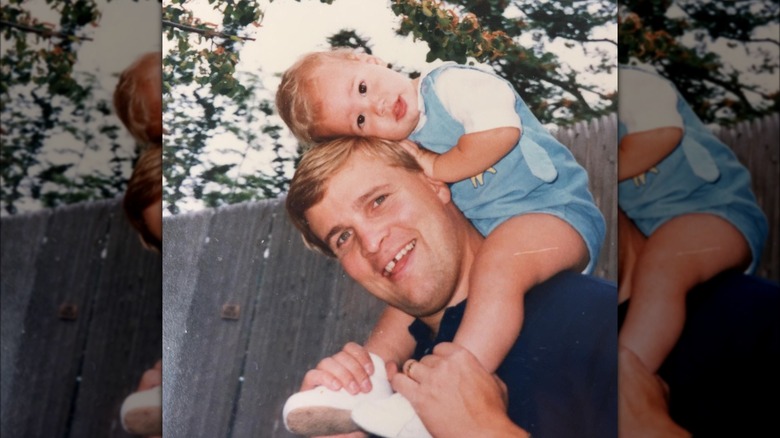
[121,386,162,435]
[286,406,360,436]
[123,406,163,435]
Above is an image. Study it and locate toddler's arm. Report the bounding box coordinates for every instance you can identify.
[406,128,520,183]
[618,127,682,181]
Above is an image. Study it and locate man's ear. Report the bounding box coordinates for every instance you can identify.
[425,175,452,204]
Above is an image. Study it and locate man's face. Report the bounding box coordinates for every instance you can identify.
[305,150,463,318]
[311,59,421,141]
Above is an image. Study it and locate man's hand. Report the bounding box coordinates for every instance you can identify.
[398,140,438,178]
[392,343,527,438]
[301,342,376,395]
[618,347,691,438]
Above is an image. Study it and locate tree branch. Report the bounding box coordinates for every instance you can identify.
[583,38,617,46]
[0,19,92,41]
[162,20,255,41]
[747,38,780,47]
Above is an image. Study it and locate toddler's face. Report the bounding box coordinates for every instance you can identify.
[311,59,421,141]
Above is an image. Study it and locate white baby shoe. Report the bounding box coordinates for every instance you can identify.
[352,392,432,438]
[120,385,162,436]
[283,353,393,436]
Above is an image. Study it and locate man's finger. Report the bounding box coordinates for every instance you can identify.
[392,373,421,405]
[431,341,462,357]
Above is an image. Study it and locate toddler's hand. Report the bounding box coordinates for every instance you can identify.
[399,140,438,178]
[300,342,376,395]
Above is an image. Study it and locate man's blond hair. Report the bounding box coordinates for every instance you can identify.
[275,49,369,148]
[286,136,422,257]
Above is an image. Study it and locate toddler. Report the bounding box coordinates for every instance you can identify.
[617,65,768,373]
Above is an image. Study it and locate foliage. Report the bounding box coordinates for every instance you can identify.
[390,0,618,125]
[162,0,299,214]
[619,0,779,125]
[0,0,138,215]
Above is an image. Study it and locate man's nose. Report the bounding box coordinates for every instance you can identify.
[357,220,387,256]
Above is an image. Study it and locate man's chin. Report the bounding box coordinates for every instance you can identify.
[396,300,447,320]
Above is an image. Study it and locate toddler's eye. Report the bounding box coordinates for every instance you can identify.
[357,114,365,128]
[359,81,367,95]
[373,195,386,207]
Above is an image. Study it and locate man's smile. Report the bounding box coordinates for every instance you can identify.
[383,239,416,277]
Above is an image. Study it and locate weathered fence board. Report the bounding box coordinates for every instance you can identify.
[1,199,162,438]
[557,114,619,280]
[162,207,214,436]
[718,113,779,280]
[1,209,51,425]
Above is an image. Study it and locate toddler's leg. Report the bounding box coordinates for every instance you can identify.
[618,213,750,373]
[618,208,647,304]
[454,213,589,373]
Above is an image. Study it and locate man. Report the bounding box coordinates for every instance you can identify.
[285,136,617,437]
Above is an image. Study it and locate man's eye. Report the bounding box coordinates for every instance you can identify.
[358,81,367,95]
[336,230,352,247]
[373,195,386,207]
[357,114,365,128]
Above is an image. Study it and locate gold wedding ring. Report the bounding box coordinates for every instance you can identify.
[404,360,417,380]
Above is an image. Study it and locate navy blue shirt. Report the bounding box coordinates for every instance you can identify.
[618,272,780,436]
[409,271,618,438]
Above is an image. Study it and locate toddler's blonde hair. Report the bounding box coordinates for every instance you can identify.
[276,49,368,148]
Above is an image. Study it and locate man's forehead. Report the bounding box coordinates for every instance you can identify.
[306,151,407,221]
[320,152,396,201]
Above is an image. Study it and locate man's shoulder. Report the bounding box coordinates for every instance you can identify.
[525,271,617,318]
[543,270,616,293]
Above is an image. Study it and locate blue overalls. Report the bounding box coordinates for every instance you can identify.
[617,66,768,272]
[409,63,606,272]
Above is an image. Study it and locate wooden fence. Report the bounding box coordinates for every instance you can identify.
[1,200,162,438]
[715,113,779,281]
[2,112,776,437]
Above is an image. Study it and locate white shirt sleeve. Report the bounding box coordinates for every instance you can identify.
[433,67,522,134]
[619,68,683,134]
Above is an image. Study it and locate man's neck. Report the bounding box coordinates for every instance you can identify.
[417,213,483,335]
